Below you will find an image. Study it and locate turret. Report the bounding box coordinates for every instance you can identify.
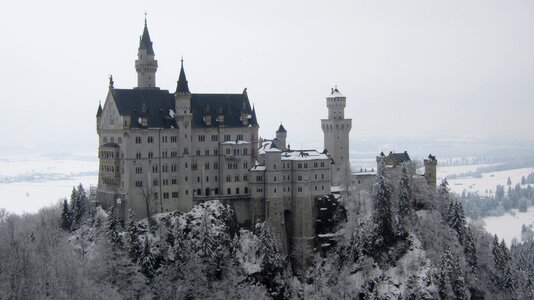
[326,86,346,120]
[275,124,287,151]
[424,154,438,187]
[321,86,352,186]
[135,17,158,88]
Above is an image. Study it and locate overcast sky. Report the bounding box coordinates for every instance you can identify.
[1,0,533,155]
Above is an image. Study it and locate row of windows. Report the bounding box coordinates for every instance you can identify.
[100,150,118,159]
[191,162,220,170]
[224,148,249,155]
[225,175,248,182]
[195,149,220,156]
[102,136,122,144]
[135,135,178,144]
[100,165,118,173]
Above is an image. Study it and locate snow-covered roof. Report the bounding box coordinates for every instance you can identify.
[281,150,329,161]
[220,140,250,145]
[250,165,266,171]
[327,87,344,98]
[352,171,376,176]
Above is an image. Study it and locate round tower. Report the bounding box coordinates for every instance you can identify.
[135,18,158,88]
[321,87,352,186]
[275,123,287,151]
[424,154,438,187]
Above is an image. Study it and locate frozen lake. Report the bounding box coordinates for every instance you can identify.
[0,156,98,214]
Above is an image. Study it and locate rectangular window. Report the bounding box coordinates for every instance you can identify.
[196,149,201,156]
[148,152,153,159]
[237,134,243,140]
[198,135,206,142]
[235,175,240,182]
[205,162,210,170]
[172,192,178,198]
[148,136,154,143]
[211,134,218,142]
[205,149,209,156]
[152,165,158,173]
[135,166,142,174]
[135,136,142,144]
[171,164,177,172]
[214,149,218,155]
[162,136,168,143]
[171,151,177,158]
[163,192,169,199]
[163,179,169,185]
[136,152,142,159]
[153,179,158,186]
[135,181,143,187]
[171,178,177,185]
[224,134,231,141]
[171,136,177,143]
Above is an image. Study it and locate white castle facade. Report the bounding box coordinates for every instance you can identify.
[96,20,436,270]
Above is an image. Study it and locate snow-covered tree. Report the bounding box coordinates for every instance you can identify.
[125,209,142,262]
[106,205,122,247]
[447,202,467,245]
[255,221,284,277]
[464,225,478,274]
[140,237,156,279]
[372,157,394,247]
[438,178,452,218]
[60,198,71,230]
[197,210,222,278]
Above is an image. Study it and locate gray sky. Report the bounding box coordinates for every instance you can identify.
[1,0,533,155]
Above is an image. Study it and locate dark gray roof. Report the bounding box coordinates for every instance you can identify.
[176,60,189,94]
[109,88,258,129]
[96,103,103,117]
[190,93,258,128]
[277,124,287,133]
[112,89,177,129]
[139,22,155,56]
[392,151,410,164]
[101,142,120,148]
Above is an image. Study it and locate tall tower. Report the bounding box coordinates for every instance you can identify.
[321,87,352,186]
[424,154,438,187]
[174,59,193,212]
[135,18,158,88]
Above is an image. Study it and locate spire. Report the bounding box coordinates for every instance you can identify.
[176,58,190,94]
[96,101,103,117]
[277,123,287,133]
[138,16,155,56]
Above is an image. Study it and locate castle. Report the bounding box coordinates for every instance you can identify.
[96,20,437,270]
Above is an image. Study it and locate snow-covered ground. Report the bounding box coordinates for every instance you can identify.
[0,156,98,214]
[439,165,534,195]
[437,163,534,246]
[482,207,534,246]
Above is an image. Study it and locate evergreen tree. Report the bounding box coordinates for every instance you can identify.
[447,202,466,245]
[395,166,412,237]
[106,205,122,247]
[140,237,156,279]
[125,209,142,262]
[507,177,512,186]
[521,176,526,185]
[198,210,222,278]
[255,221,284,277]
[372,157,394,247]
[438,247,453,299]
[464,225,478,274]
[438,179,452,217]
[60,198,71,231]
